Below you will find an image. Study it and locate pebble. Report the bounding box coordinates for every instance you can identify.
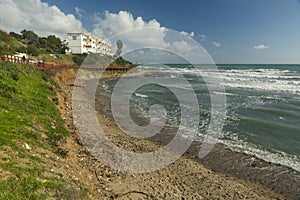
[24,143,31,150]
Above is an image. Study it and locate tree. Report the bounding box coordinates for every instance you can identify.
[27,45,39,56]
[21,30,39,47]
[9,32,22,40]
[17,46,27,54]
[72,53,88,65]
[111,56,132,66]
[46,35,62,52]
[38,37,48,49]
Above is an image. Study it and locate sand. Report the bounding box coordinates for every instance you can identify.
[54,68,299,199]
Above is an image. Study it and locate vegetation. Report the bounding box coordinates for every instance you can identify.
[0,30,24,55]
[0,29,133,67]
[56,54,75,65]
[9,30,65,55]
[71,53,132,67]
[0,60,88,199]
[0,30,62,56]
[82,53,112,66]
[0,27,135,199]
[111,56,132,66]
[72,53,88,65]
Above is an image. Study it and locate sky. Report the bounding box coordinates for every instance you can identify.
[0,0,300,64]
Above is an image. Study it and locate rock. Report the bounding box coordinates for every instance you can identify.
[24,143,31,150]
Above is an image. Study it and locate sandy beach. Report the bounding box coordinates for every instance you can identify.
[54,68,299,199]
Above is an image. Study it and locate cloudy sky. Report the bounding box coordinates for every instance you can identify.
[0,0,300,64]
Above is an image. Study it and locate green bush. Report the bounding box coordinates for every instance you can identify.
[27,45,39,56]
[72,53,88,65]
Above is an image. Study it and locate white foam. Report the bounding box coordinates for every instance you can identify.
[154,67,299,88]
[220,137,300,172]
[134,93,149,98]
[188,68,300,94]
[198,127,300,172]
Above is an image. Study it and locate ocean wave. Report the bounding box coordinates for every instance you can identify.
[195,128,300,172]
[134,92,149,98]
[143,67,300,94]
[219,135,300,172]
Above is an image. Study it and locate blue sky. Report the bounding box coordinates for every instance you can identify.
[1,0,300,64]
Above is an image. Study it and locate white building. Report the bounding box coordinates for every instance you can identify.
[66,32,112,55]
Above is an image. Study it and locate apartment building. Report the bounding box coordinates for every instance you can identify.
[66,32,112,55]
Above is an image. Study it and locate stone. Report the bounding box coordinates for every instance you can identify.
[24,143,31,150]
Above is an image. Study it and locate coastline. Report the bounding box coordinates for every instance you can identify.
[55,68,299,199]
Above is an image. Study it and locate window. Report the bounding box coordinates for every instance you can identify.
[72,35,77,40]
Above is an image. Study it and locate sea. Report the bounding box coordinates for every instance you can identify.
[102,64,300,172]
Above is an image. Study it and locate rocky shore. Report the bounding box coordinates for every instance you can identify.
[53,68,298,199]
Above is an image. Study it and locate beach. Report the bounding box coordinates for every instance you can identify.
[54,68,299,199]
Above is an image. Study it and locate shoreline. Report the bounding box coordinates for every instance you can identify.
[56,68,299,199]
[92,70,299,199]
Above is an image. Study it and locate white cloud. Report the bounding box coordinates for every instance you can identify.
[75,6,85,19]
[172,40,197,53]
[92,11,170,50]
[92,11,204,56]
[0,0,84,39]
[254,44,270,49]
[91,11,210,63]
[212,41,221,48]
[180,31,194,38]
[92,11,164,37]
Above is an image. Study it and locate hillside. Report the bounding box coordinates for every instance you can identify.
[0,29,133,68]
[0,60,89,199]
[0,29,75,65]
[0,30,25,55]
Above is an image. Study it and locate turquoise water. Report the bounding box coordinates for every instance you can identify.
[103,64,300,171]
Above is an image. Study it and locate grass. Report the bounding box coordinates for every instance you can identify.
[0,30,25,55]
[38,54,53,62]
[0,60,88,199]
[0,61,68,148]
[56,54,75,65]
[0,176,47,200]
